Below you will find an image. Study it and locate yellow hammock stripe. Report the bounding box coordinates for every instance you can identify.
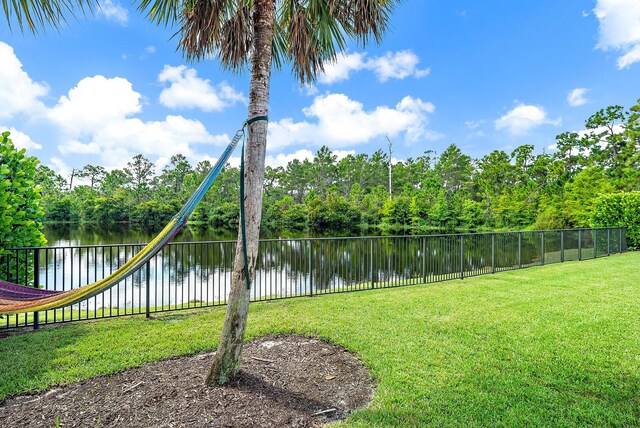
[0,219,178,315]
[1,121,246,316]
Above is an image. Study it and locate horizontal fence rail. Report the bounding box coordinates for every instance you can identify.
[0,227,628,330]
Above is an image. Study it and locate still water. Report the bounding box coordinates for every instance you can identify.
[43,224,240,247]
[11,225,604,318]
[42,224,362,247]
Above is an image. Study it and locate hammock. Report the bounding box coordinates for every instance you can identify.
[0,120,253,316]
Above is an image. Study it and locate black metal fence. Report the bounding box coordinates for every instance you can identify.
[1,227,628,330]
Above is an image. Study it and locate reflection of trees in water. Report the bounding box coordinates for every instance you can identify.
[5,228,626,303]
[311,239,369,291]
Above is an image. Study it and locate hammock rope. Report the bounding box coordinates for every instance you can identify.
[0,117,264,315]
[240,114,268,290]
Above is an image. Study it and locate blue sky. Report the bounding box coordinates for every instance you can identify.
[1,0,639,179]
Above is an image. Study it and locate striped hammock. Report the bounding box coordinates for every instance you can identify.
[0,124,246,315]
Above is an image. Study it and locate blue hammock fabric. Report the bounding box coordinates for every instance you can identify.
[0,121,249,315]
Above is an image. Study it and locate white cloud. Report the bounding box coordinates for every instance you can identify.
[319,52,367,84]
[145,46,156,54]
[266,150,314,167]
[578,124,625,140]
[333,150,357,161]
[56,115,228,169]
[50,157,72,179]
[318,50,430,84]
[158,65,246,111]
[369,51,431,82]
[593,0,640,69]
[617,44,640,69]
[0,42,48,120]
[46,74,229,168]
[299,84,319,96]
[49,75,142,135]
[268,93,438,151]
[495,103,561,135]
[465,120,485,129]
[0,127,42,150]
[58,140,102,155]
[548,124,625,154]
[567,88,589,107]
[98,0,129,25]
[0,44,237,171]
[264,149,356,168]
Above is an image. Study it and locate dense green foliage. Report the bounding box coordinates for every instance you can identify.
[592,191,640,249]
[0,132,47,284]
[0,132,46,254]
[1,252,639,426]
[13,99,640,236]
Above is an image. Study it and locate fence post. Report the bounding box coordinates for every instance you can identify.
[145,261,151,318]
[578,229,582,261]
[309,240,314,296]
[370,238,375,289]
[491,233,495,274]
[541,231,545,265]
[518,232,522,269]
[619,228,623,253]
[460,235,464,280]
[561,230,565,262]
[593,229,597,258]
[33,249,40,330]
[422,236,427,284]
[607,228,610,256]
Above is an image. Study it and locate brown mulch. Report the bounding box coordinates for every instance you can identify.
[0,335,375,427]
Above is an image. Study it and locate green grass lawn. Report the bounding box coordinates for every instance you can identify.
[1,252,639,427]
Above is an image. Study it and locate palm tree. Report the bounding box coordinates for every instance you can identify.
[4,0,401,386]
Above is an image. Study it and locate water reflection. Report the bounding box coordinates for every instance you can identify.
[1,228,624,325]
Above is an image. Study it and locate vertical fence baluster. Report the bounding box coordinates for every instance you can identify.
[309,240,313,297]
[33,249,39,330]
[578,229,582,261]
[491,233,495,274]
[145,261,151,318]
[370,238,375,289]
[422,236,427,284]
[460,235,464,280]
[0,226,628,331]
[518,232,522,269]
[619,228,623,253]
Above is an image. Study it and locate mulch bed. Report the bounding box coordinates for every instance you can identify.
[0,334,375,427]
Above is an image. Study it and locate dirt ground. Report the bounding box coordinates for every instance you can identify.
[0,334,375,427]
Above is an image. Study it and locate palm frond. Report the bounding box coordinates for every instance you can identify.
[136,0,184,26]
[178,0,252,69]
[217,2,251,68]
[2,0,95,33]
[344,0,397,44]
[141,0,399,83]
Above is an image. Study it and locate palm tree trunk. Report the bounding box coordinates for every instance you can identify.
[207,0,275,386]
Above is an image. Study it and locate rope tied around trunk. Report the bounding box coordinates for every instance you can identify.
[240,116,268,289]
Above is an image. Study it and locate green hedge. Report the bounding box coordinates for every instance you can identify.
[591,192,640,249]
[0,131,47,284]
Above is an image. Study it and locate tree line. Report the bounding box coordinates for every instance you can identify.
[32,100,640,238]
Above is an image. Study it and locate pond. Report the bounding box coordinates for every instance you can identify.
[41,223,376,247]
[3,226,622,329]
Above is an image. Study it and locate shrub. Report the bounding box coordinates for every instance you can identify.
[0,132,47,284]
[591,192,640,249]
